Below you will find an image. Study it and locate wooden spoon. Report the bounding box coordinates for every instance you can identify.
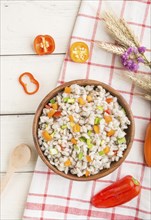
[0,144,31,194]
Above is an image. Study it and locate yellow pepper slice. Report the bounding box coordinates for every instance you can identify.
[70,42,89,63]
[52,103,58,110]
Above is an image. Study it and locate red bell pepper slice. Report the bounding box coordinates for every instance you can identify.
[19,72,39,95]
[105,109,111,114]
[53,111,62,118]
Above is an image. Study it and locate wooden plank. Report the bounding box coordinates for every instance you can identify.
[1,0,81,55]
[0,115,37,172]
[1,55,64,114]
[1,172,33,220]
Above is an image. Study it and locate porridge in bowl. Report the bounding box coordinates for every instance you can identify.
[38,84,130,177]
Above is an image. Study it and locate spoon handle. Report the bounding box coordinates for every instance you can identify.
[0,169,15,194]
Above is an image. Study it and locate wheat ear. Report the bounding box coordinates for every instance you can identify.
[125,72,151,93]
[120,18,140,47]
[103,12,134,42]
[102,12,135,47]
[96,41,126,55]
[134,93,151,101]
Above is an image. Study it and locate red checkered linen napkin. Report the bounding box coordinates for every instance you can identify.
[23,0,151,219]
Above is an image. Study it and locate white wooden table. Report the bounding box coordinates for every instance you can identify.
[1,1,81,219]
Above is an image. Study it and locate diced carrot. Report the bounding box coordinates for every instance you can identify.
[42,130,52,141]
[107,129,115,137]
[78,97,85,105]
[69,115,74,122]
[85,170,90,177]
[73,124,81,132]
[71,138,77,144]
[86,95,93,102]
[86,155,92,162]
[104,115,112,123]
[64,159,72,167]
[64,86,71,94]
[93,125,100,134]
[47,109,55,118]
[106,97,113,103]
[104,146,110,154]
[52,103,58,110]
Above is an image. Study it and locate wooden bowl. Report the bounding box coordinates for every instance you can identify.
[33,79,135,181]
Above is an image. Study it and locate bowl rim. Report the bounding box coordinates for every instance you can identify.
[33,79,135,181]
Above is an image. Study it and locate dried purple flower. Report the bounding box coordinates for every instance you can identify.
[138,46,146,53]
[127,60,133,67]
[121,46,145,72]
[132,63,139,72]
[127,47,133,55]
[137,57,144,63]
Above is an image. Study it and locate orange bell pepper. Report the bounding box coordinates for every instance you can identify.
[144,122,151,167]
[104,115,112,123]
[106,97,113,103]
[64,159,72,167]
[93,125,100,134]
[64,86,71,94]
[107,129,115,137]
[73,124,81,132]
[42,131,52,141]
[69,115,74,122]
[71,138,77,145]
[47,109,55,118]
[78,97,85,105]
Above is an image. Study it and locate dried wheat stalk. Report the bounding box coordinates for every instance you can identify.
[134,93,151,101]
[97,11,151,101]
[106,24,135,47]
[125,71,151,93]
[102,12,135,47]
[120,18,140,47]
[97,41,126,55]
[103,12,133,42]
